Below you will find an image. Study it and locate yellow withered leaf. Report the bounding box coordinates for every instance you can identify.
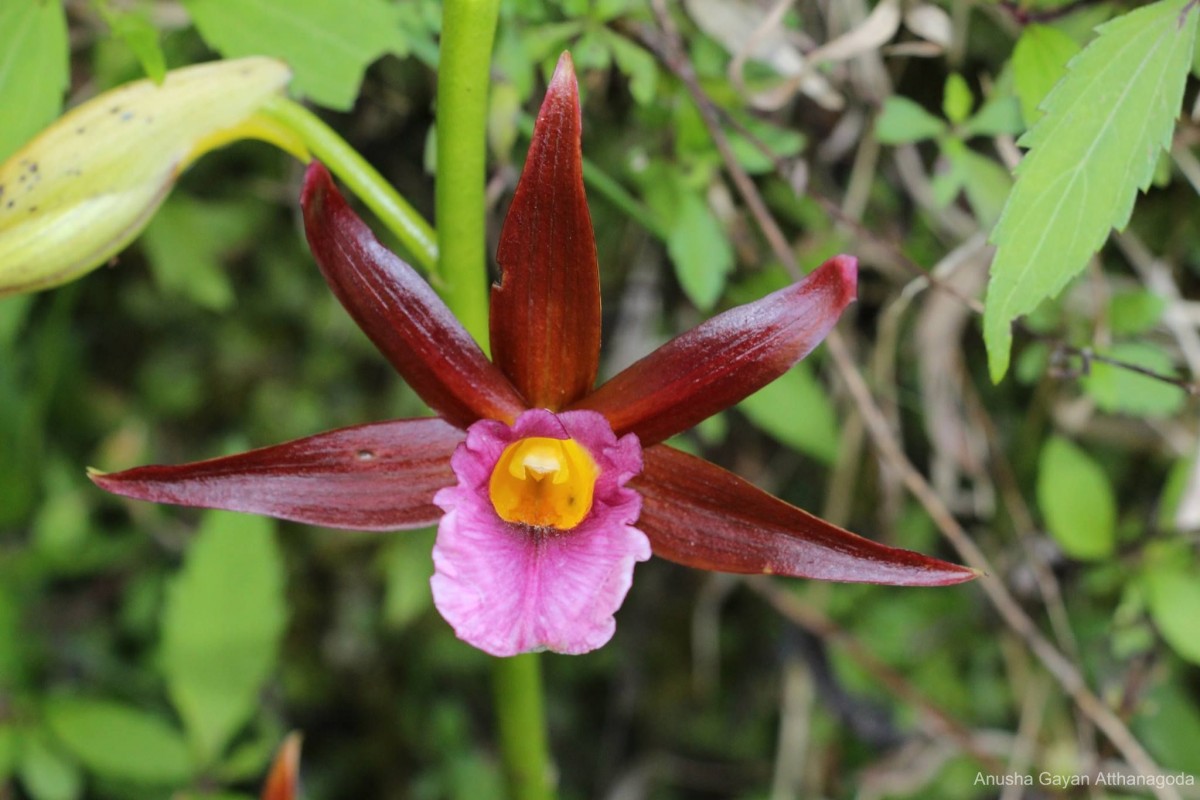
[0,57,298,296]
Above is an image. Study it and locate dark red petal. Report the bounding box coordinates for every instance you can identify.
[634,445,977,585]
[489,52,601,410]
[261,733,301,800]
[574,255,857,445]
[302,162,526,428]
[90,418,464,531]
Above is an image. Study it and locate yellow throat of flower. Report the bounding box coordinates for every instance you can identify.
[489,437,598,530]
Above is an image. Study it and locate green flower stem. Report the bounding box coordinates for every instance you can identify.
[437,4,555,800]
[259,95,439,276]
[436,0,500,349]
[493,653,553,800]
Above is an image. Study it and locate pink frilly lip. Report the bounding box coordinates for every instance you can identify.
[431,409,650,656]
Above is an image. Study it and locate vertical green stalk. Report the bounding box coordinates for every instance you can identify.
[493,653,553,800]
[436,4,554,800]
[436,0,499,349]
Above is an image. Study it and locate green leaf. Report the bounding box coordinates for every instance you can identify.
[1036,436,1116,560]
[983,0,1198,381]
[644,170,734,310]
[601,29,658,105]
[17,732,81,800]
[1012,24,1082,127]
[666,189,734,310]
[382,528,436,631]
[44,697,194,784]
[738,362,840,464]
[161,511,287,765]
[875,96,947,144]
[1143,544,1200,664]
[0,0,69,162]
[1134,677,1200,772]
[180,0,405,109]
[1157,456,1194,532]
[1108,289,1166,335]
[1081,342,1184,417]
[99,5,167,83]
[959,95,1024,139]
[31,460,91,568]
[0,724,16,782]
[942,73,973,125]
[728,115,806,175]
[942,140,1012,229]
[142,196,265,312]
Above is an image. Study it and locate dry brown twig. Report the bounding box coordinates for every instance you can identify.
[645,3,1177,796]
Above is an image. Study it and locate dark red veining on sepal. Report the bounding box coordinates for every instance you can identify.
[574,255,857,446]
[90,418,464,531]
[302,163,526,428]
[490,52,602,410]
[634,445,978,586]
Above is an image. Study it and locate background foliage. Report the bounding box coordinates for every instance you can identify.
[2,0,1200,797]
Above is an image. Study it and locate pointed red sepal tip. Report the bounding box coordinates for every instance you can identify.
[572,253,860,446]
[88,418,464,531]
[261,732,302,800]
[549,50,577,95]
[826,254,858,306]
[489,50,601,410]
[635,446,978,587]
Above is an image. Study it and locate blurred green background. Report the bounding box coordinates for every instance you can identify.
[3,0,1200,798]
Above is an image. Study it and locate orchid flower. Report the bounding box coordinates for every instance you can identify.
[92,54,975,657]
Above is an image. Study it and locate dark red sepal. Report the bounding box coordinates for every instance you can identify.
[261,733,301,800]
[634,445,978,585]
[490,52,601,410]
[90,418,464,531]
[302,163,526,428]
[574,256,858,446]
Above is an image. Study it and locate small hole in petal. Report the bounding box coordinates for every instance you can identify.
[356,449,375,461]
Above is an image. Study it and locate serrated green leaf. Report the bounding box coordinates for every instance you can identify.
[983,0,1198,381]
[1143,544,1200,664]
[0,0,68,163]
[44,697,194,784]
[1036,436,1116,560]
[1082,342,1184,417]
[875,96,947,144]
[161,511,287,765]
[180,0,404,109]
[1012,24,1082,126]
[943,73,973,124]
[738,363,839,464]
